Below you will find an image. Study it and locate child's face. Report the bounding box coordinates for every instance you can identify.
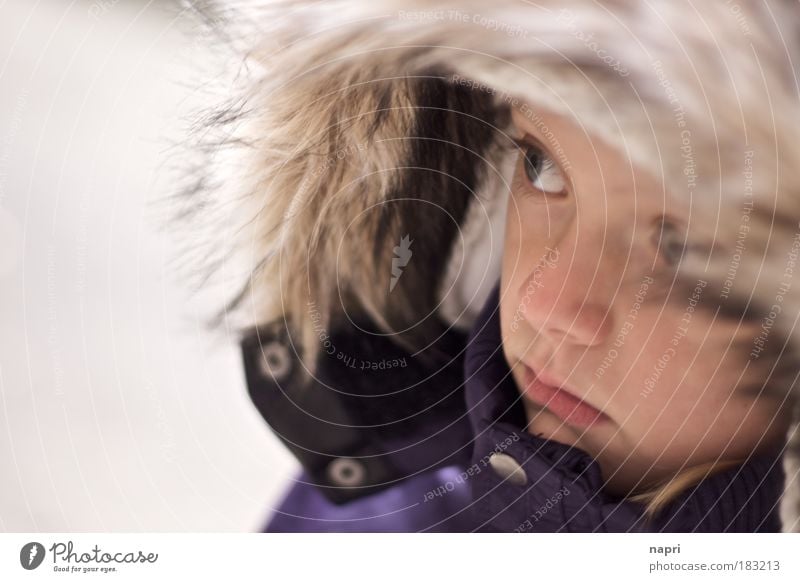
[499,104,790,496]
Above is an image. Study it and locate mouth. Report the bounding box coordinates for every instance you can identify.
[521,365,610,428]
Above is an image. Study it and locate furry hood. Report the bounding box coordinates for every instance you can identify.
[179,0,800,531]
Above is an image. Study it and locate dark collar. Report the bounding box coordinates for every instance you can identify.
[240,308,475,505]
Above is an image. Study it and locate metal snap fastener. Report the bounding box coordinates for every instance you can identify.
[326,457,366,487]
[258,340,292,382]
[489,452,528,486]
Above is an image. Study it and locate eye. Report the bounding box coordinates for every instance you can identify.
[652,219,688,266]
[520,143,567,195]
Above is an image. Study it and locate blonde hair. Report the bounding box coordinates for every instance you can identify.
[628,459,745,521]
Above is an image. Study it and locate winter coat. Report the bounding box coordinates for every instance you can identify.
[242,283,786,532]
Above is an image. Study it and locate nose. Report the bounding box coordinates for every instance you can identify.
[517,226,617,347]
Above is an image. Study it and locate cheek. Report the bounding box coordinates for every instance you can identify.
[504,167,573,245]
[617,332,774,451]
[499,200,535,319]
[607,315,744,419]
[501,199,568,301]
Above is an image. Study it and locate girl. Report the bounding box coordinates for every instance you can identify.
[184,0,800,531]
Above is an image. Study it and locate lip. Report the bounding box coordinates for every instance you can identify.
[521,365,609,428]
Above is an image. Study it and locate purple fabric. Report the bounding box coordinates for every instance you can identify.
[263,282,786,532]
[264,466,473,532]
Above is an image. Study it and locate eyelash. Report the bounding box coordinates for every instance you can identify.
[509,136,569,198]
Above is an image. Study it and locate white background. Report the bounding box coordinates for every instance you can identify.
[0,0,296,532]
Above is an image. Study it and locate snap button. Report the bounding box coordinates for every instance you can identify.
[258,340,292,382]
[326,457,367,487]
[488,452,528,486]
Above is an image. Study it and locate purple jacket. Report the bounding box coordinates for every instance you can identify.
[242,283,785,532]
